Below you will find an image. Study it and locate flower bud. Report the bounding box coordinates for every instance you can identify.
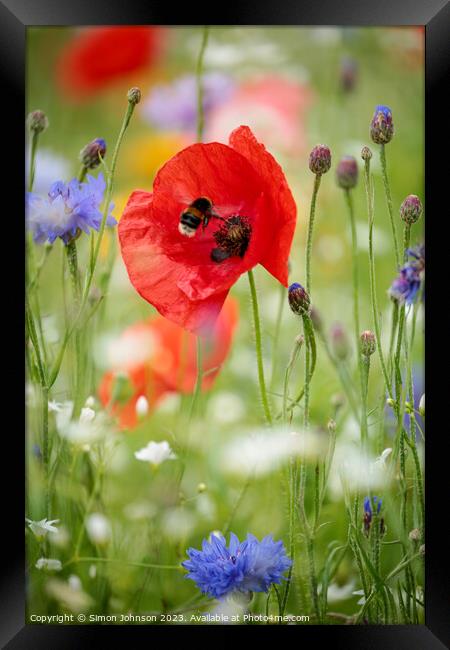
[336,156,358,189]
[361,146,372,161]
[309,144,331,175]
[197,482,207,493]
[288,283,311,316]
[327,418,337,433]
[386,398,396,409]
[27,110,49,134]
[370,105,394,144]
[135,395,149,419]
[80,138,106,170]
[409,528,421,542]
[330,322,350,360]
[360,330,376,356]
[419,394,425,417]
[127,87,142,105]
[400,194,423,225]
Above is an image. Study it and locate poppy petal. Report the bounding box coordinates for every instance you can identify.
[229,125,297,286]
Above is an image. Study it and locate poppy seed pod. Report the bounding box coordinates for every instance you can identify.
[288,283,311,316]
[27,110,49,134]
[370,105,394,144]
[336,156,358,189]
[360,330,376,356]
[400,195,423,224]
[309,144,331,175]
[80,138,107,169]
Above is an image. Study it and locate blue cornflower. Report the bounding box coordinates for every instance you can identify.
[182,532,292,600]
[26,173,116,245]
[364,496,382,517]
[389,244,424,305]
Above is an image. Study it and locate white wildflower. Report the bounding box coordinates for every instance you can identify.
[26,518,59,540]
[134,441,176,466]
[207,391,245,425]
[374,447,393,468]
[35,558,62,571]
[45,578,93,613]
[85,513,112,545]
[220,427,326,477]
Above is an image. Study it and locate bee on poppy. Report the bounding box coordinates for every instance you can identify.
[178,197,223,238]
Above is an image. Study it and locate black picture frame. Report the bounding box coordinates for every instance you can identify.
[2,0,448,646]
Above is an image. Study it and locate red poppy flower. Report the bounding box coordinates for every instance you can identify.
[57,26,163,100]
[98,297,239,429]
[119,125,296,334]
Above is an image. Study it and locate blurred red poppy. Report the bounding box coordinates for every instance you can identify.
[98,297,239,429]
[206,76,313,156]
[119,125,296,334]
[56,26,163,100]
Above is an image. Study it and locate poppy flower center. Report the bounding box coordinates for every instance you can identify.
[211,215,252,263]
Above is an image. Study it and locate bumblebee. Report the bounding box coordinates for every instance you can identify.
[178,197,221,238]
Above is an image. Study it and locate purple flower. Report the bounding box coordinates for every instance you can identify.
[26,173,116,245]
[141,73,235,131]
[182,532,291,600]
[388,244,425,304]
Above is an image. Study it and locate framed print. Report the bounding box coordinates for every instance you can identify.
[1,0,449,646]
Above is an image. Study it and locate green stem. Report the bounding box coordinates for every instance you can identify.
[345,188,368,446]
[67,556,182,571]
[196,26,210,142]
[282,335,304,424]
[28,130,39,193]
[305,174,322,294]
[380,144,400,269]
[81,99,137,312]
[270,283,286,390]
[42,385,50,518]
[188,336,203,423]
[248,269,272,425]
[364,157,393,401]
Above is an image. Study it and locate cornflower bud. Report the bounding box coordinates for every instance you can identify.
[309,144,331,175]
[361,146,372,161]
[360,330,376,356]
[370,105,394,144]
[400,194,423,225]
[127,87,142,105]
[288,283,311,316]
[80,138,107,170]
[27,109,49,134]
[336,155,358,189]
